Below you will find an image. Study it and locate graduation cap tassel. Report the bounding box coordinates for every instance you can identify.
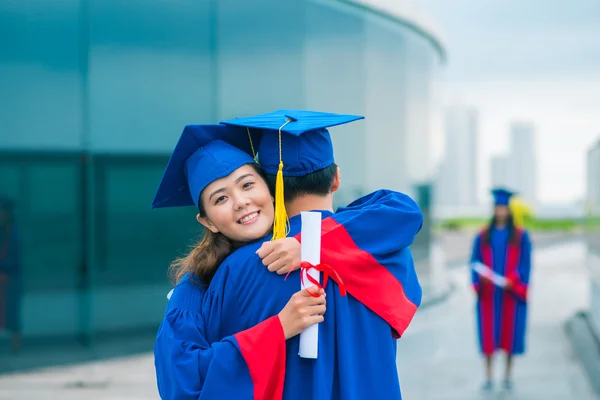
[272,160,289,240]
[271,119,292,241]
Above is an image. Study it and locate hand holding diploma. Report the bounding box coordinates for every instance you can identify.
[471,261,508,288]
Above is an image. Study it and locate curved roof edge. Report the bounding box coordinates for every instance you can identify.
[343,0,447,63]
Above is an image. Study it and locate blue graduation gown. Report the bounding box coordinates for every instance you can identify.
[155,189,423,399]
[155,273,287,400]
[471,227,532,355]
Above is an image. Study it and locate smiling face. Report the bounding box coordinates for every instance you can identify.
[197,164,274,243]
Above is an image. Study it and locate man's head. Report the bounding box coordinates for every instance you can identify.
[221,109,364,239]
[265,163,340,202]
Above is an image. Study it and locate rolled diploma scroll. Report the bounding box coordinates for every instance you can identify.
[298,211,322,359]
[471,261,507,288]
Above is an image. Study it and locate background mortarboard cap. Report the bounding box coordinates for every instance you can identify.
[152,124,260,209]
[491,187,516,206]
[221,109,364,176]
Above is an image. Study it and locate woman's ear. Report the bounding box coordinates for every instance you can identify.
[197,213,219,233]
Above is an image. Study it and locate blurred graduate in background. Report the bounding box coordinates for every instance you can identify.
[470,188,533,392]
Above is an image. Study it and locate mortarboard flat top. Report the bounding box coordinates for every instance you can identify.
[491,187,516,206]
[221,109,364,176]
[221,109,364,136]
[152,124,259,209]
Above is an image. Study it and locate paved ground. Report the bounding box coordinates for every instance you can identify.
[397,240,598,400]
[0,236,595,399]
[0,354,157,400]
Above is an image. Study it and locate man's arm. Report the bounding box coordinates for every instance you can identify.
[314,189,423,337]
[258,189,423,337]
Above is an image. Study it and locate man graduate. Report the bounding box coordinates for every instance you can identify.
[471,187,533,392]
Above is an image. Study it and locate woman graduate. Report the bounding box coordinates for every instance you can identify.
[470,187,533,392]
[153,124,328,400]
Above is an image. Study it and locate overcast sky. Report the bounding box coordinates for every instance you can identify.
[419,0,600,204]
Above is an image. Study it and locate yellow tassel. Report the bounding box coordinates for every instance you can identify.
[272,160,290,240]
[509,196,533,228]
[271,118,292,240]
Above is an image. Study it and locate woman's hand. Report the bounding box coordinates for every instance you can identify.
[256,237,301,275]
[278,287,326,340]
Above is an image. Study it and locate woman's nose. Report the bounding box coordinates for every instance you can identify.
[233,194,251,210]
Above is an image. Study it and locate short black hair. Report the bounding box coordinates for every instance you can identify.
[266,163,338,203]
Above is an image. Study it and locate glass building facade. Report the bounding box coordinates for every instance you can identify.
[0,0,444,371]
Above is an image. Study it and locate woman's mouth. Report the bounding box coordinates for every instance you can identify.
[238,211,260,225]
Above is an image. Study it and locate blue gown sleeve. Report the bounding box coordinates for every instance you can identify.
[200,264,287,400]
[518,231,532,283]
[302,189,423,337]
[155,274,286,400]
[510,230,532,301]
[333,189,424,253]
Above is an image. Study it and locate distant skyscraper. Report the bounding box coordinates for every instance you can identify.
[491,155,512,188]
[587,139,600,215]
[509,121,537,204]
[436,104,479,207]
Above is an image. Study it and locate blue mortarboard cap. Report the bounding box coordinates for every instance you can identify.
[220,109,364,176]
[152,124,259,209]
[491,187,516,206]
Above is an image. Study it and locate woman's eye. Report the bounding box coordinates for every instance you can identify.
[215,196,227,204]
[243,181,255,189]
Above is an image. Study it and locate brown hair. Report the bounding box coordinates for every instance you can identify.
[169,230,233,286]
[168,163,269,286]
